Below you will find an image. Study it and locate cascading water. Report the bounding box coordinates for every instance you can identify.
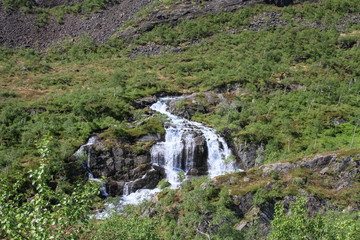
[150,97,237,188]
[75,136,109,197]
[89,96,239,219]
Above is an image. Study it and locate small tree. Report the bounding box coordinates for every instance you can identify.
[0,136,99,239]
[111,69,127,97]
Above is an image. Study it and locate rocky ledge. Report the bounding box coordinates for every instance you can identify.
[215,152,360,234]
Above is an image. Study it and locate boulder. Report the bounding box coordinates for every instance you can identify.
[138,133,163,142]
[181,130,208,174]
[260,162,294,176]
[300,154,338,169]
[134,96,157,108]
[107,180,125,196]
[332,156,353,174]
[134,154,151,165]
[125,168,164,194]
[264,0,293,7]
[186,168,199,176]
[237,143,265,170]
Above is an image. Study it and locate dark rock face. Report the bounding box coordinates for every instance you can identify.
[134,96,157,108]
[0,0,154,49]
[0,0,302,50]
[166,95,208,120]
[233,193,254,218]
[264,0,293,7]
[300,154,338,169]
[236,143,265,170]
[76,135,165,197]
[181,130,208,174]
[138,133,163,142]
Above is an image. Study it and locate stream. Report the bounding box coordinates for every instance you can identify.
[77,97,239,218]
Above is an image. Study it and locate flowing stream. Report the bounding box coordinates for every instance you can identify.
[75,136,109,197]
[85,97,238,218]
[150,97,237,188]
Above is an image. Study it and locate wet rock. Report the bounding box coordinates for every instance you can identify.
[138,133,162,142]
[186,168,199,176]
[127,168,164,194]
[134,96,157,108]
[181,130,208,174]
[134,155,150,165]
[73,134,164,197]
[107,180,125,196]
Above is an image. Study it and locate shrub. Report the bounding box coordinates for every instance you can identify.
[94,214,159,240]
[269,196,360,240]
[0,136,99,239]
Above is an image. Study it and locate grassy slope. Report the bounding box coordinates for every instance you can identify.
[1,0,360,239]
[1,0,360,178]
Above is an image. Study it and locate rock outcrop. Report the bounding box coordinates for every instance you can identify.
[182,130,208,175]
[74,133,165,197]
[237,143,265,170]
[0,0,305,49]
[226,152,360,235]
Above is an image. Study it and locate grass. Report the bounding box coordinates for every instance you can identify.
[1,0,360,184]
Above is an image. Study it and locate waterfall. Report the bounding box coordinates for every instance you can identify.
[123,182,131,196]
[91,96,239,219]
[150,97,237,188]
[75,136,109,197]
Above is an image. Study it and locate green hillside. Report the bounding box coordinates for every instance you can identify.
[1,0,360,239]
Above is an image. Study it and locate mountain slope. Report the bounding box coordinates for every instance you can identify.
[1,0,360,239]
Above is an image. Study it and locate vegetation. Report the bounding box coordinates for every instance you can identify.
[0,136,99,239]
[269,196,360,240]
[1,0,360,238]
[1,0,120,26]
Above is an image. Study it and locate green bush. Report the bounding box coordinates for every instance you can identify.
[269,196,360,240]
[94,214,159,240]
[0,136,99,239]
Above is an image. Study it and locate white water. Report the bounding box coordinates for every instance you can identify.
[75,136,109,197]
[150,97,237,188]
[90,97,238,218]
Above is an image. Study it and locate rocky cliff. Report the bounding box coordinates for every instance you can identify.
[0,0,307,49]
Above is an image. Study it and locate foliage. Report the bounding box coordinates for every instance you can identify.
[1,0,32,11]
[269,196,360,240]
[153,178,242,239]
[94,213,159,240]
[0,136,99,239]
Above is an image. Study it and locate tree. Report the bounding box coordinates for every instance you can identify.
[269,196,360,240]
[0,136,99,239]
[111,69,127,97]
